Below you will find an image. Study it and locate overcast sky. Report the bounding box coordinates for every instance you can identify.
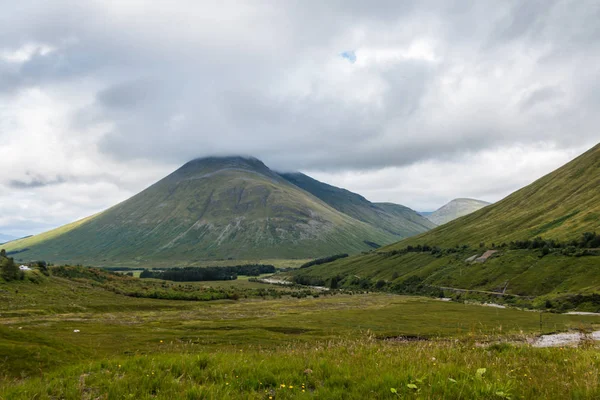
[1,1,599,237]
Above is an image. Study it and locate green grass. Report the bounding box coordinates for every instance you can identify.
[288,248,600,308]
[3,340,600,399]
[1,274,599,398]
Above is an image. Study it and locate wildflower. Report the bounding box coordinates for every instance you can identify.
[160,340,163,343]
[73,329,80,333]
[280,384,286,388]
[118,365,121,368]
[226,383,229,386]
[289,385,293,389]
[302,389,305,393]
[269,397,273,399]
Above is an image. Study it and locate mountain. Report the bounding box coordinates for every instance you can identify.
[425,198,490,226]
[0,234,17,244]
[402,143,600,247]
[289,143,600,302]
[279,173,435,238]
[4,157,429,266]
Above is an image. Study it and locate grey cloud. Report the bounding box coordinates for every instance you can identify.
[520,86,564,111]
[1,0,599,236]
[8,175,67,189]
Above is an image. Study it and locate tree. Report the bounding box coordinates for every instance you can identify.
[541,246,550,257]
[1,255,19,281]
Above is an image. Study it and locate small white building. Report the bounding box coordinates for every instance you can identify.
[19,265,31,271]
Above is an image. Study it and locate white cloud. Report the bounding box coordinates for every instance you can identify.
[0,43,56,63]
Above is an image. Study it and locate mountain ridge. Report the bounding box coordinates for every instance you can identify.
[425,198,491,226]
[279,172,435,238]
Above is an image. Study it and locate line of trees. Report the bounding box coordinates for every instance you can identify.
[379,232,600,259]
[508,232,600,251]
[300,254,348,269]
[140,264,276,282]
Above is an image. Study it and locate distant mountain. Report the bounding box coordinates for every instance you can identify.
[279,173,435,238]
[425,198,490,226]
[0,234,17,244]
[5,157,432,266]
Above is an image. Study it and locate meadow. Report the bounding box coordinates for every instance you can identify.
[1,269,599,399]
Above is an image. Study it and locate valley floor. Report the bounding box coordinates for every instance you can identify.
[1,275,600,399]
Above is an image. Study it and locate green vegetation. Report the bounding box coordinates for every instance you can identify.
[5,157,431,267]
[140,264,276,281]
[289,243,600,311]
[1,272,599,399]
[49,265,323,301]
[299,253,348,269]
[288,144,600,305]
[0,248,23,281]
[5,340,600,399]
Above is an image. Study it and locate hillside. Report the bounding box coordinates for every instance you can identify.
[425,198,490,225]
[289,143,600,302]
[398,143,600,247]
[279,172,435,237]
[3,157,421,266]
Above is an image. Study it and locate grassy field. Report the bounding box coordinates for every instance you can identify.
[1,271,600,398]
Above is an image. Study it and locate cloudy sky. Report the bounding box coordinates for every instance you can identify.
[1,0,599,237]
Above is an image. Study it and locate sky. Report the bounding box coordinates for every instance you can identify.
[1,0,599,237]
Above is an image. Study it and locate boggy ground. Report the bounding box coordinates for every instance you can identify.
[1,275,599,399]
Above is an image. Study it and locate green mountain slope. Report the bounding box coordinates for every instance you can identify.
[289,143,600,303]
[425,198,490,226]
[4,157,408,266]
[399,143,600,248]
[279,173,435,238]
